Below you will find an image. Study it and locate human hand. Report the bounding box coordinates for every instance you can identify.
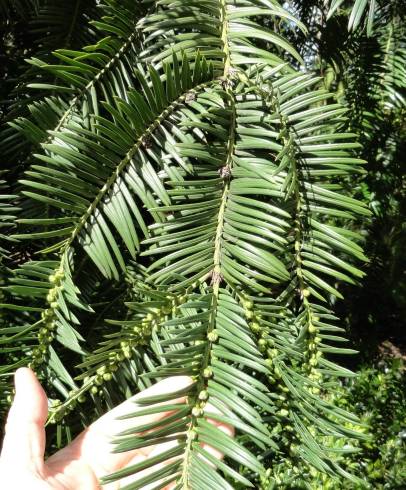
[0,368,233,489]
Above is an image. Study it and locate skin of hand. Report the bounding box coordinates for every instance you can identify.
[0,368,233,489]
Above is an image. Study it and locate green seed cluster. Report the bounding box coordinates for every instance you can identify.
[30,268,64,368]
[192,386,211,419]
[48,387,88,423]
[192,309,217,420]
[191,353,215,417]
[242,297,286,408]
[49,294,188,420]
[192,364,213,412]
[305,313,323,394]
[87,298,185,396]
[242,295,304,462]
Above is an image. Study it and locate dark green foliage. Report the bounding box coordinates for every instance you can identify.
[0,1,405,488]
[340,358,406,488]
[289,0,406,358]
[261,357,406,489]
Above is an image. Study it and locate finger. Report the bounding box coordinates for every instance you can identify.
[1,368,48,474]
[200,421,234,462]
[47,376,193,480]
[201,402,234,462]
[113,440,180,490]
[105,402,234,490]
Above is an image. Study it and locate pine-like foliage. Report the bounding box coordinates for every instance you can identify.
[0,1,379,488]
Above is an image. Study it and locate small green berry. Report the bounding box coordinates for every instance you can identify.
[203,367,213,378]
[250,322,260,333]
[198,390,208,401]
[192,407,202,417]
[267,348,278,359]
[243,299,253,310]
[308,324,317,334]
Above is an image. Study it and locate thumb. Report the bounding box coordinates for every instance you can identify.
[1,367,48,473]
